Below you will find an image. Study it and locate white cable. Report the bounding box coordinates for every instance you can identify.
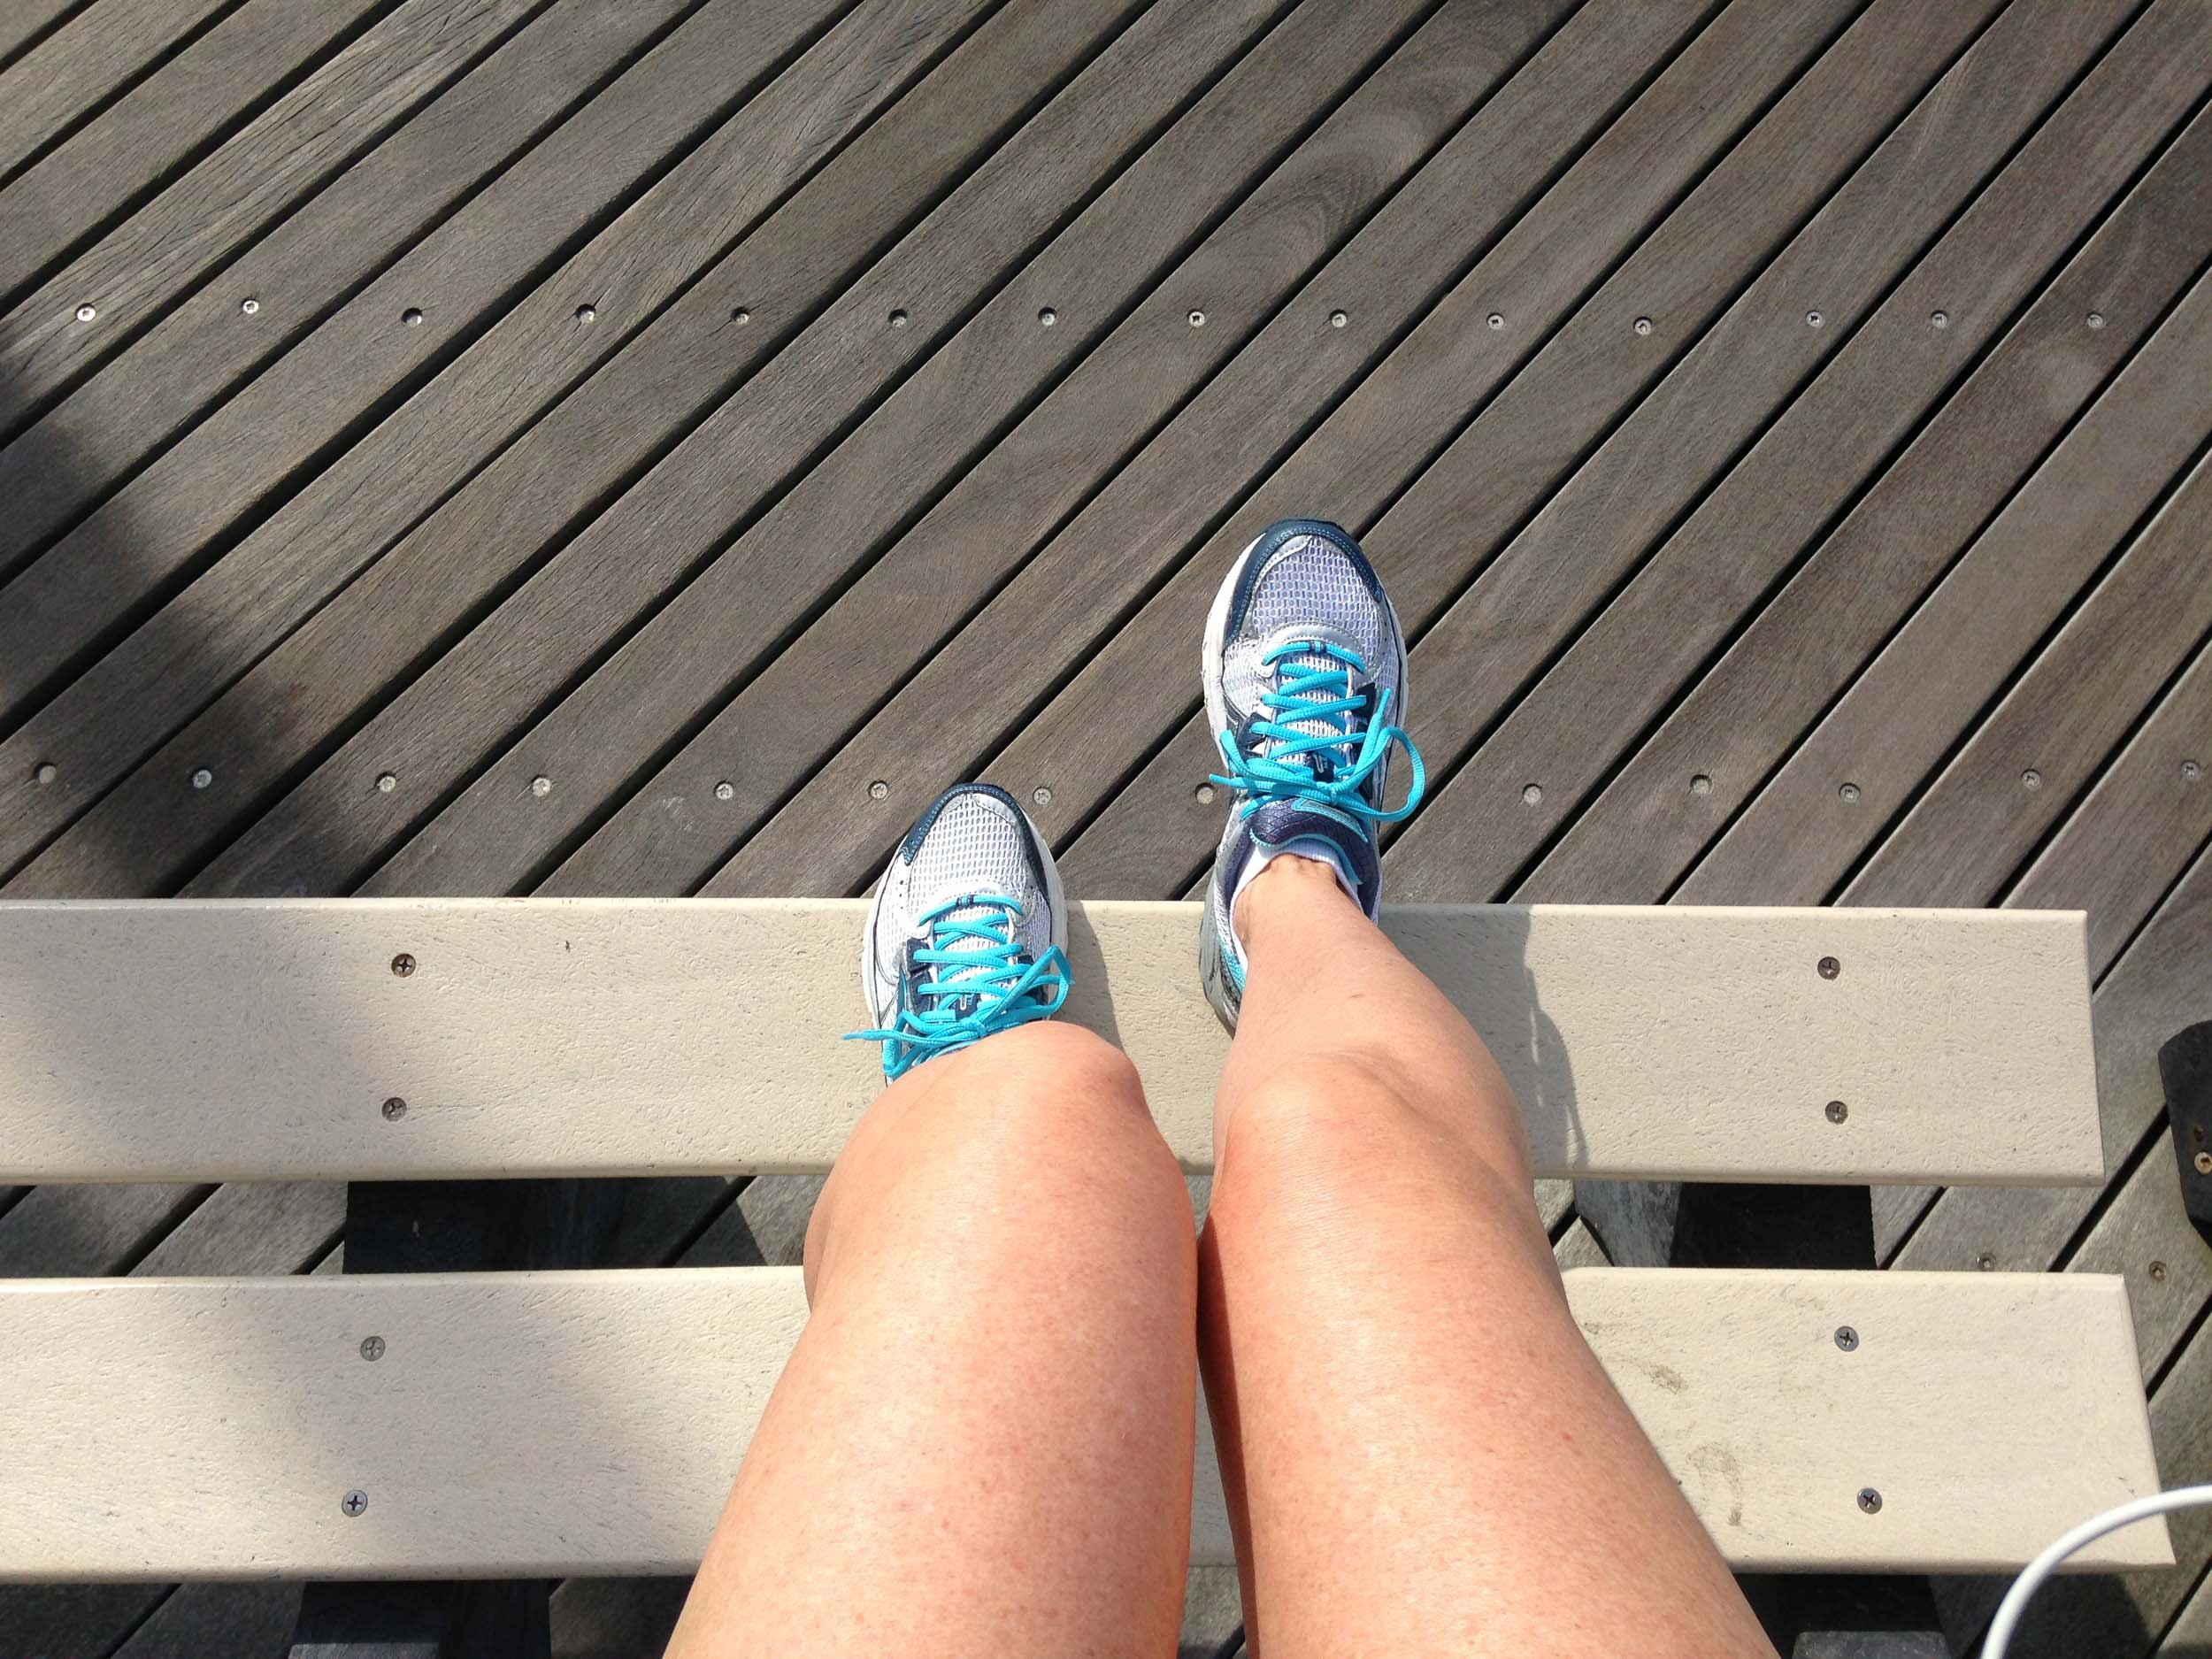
[1981,1484,2212,1659]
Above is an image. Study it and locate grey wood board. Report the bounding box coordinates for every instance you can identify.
[555,0,1997,902]
[1045,0,2140,900]
[1685,276,2212,905]
[705,0,1841,901]
[478,0,1566,902]
[0,0,89,70]
[2069,1139,2212,1379]
[0,0,963,882]
[1371,0,2212,906]
[0,0,394,302]
[0,0,541,444]
[1845,448,2212,907]
[1530,103,2212,902]
[2014,636,2212,967]
[2156,1553,2212,1655]
[23,0,1215,902]
[0,0,850,741]
[0,0,231,182]
[376,0,1516,899]
[0,0,701,573]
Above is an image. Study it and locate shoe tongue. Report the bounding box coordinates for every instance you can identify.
[1271,641,1359,779]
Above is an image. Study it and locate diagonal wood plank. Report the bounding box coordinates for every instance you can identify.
[0,0,703,571]
[373,0,1548,899]
[21,0,1269,901]
[186,0,1709,903]
[0,900,2097,1184]
[0,0,233,184]
[1048,0,2157,902]
[1530,111,2212,904]
[0,0,546,447]
[1682,281,2212,905]
[710,0,1858,901]
[0,0,858,731]
[560,0,2001,903]
[1371,0,2212,907]
[0,0,396,302]
[333,0,1459,898]
[0,1266,2168,1578]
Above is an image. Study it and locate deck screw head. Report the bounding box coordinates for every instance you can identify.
[359,1335,385,1361]
[390,953,416,978]
[868,780,889,801]
[1857,1487,1882,1514]
[1839,781,1861,804]
[1930,311,1949,329]
[33,762,57,787]
[1633,316,1653,336]
[2150,1261,2169,1283]
[1806,310,1824,328]
[1486,311,1504,330]
[1194,782,1217,805]
[1825,1100,1847,1124]
[190,767,214,790]
[1328,309,1348,329]
[2195,1151,2211,1177]
[714,780,734,801]
[2086,311,2106,329]
[2021,768,2042,791]
[1038,306,1057,326]
[1817,956,1840,979]
[1188,308,1206,327]
[1835,1325,1859,1351]
[241,297,260,316]
[342,1489,368,1517]
[2183,759,2201,782]
[573,303,595,324]
[887,308,909,328]
[403,308,424,326]
[75,303,97,322]
[1690,772,1712,796]
[1977,1252,1996,1271]
[731,307,750,325]
[374,772,397,794]
[530,775,551,797]
[1521,783,1543,806]
[1031,785,1052,807]
[381,1096,407,1120]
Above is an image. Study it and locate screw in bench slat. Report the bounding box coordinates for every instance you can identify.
[1857,1488,1882,1514]
[342,1490,368,1517]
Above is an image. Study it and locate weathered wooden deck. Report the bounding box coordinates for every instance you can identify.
[1,0,2208,1654]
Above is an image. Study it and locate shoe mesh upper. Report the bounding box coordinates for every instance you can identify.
[1220,534,1398,736]
[893,792,1053,971]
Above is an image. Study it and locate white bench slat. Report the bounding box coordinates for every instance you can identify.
[0,899,2100,1184]
[0,1266,2166,1578]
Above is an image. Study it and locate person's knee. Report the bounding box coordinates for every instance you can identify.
[1217,1053,1534,1214]
[951,1021,1182,1202]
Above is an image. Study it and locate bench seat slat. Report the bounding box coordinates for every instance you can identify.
[0,899,2101,1184]
[0,1266,2166,1578]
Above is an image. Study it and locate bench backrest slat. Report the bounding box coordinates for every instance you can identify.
[0,899,2101,1184]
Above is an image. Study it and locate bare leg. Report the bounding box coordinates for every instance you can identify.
[668,1019,1197,1657]
[1202,855,1774,1657]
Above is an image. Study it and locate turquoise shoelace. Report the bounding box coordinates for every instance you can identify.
[1210,639,1425,823]
[849,894,1070,1080]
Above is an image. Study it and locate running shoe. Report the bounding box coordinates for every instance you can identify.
[1199,518,1423,1027]
[852,782,1071,1079]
